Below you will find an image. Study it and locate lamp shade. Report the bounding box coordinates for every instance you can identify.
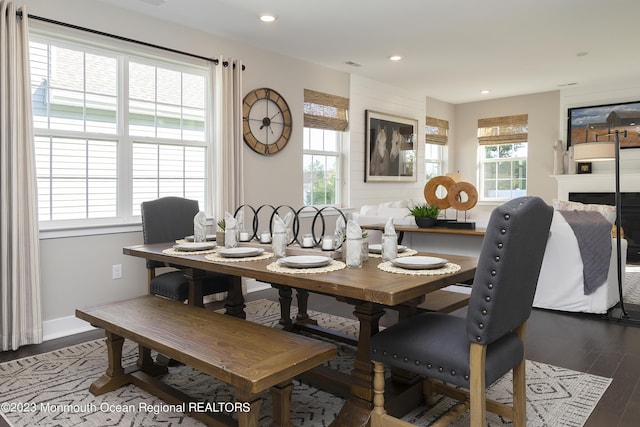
[445,171,466,182]
[573,142,615,161]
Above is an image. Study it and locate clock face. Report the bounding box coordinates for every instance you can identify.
[242,88,292,155]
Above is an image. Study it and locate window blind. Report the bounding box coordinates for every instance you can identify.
[477,114,528,145]
[303,89,349,131]
[425,116,448,145]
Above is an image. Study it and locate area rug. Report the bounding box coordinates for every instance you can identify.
[623,264,640,305]
[0,299,611,426]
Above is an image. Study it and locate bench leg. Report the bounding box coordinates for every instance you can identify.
[270,381,294,427]
[234,388,262,427]
[89,331,131,395]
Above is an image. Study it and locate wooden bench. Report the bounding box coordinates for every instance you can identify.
[417,288,471,313]
[76,295,336,427]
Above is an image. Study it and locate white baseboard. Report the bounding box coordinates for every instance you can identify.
[245,278,272,292]
[43,281,273,342]
[43,316,96,342]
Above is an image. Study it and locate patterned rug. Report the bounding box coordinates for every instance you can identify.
[0,299,611,426]
[623,264,640,305]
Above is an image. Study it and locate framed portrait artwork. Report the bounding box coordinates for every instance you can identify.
[567,101,640,149]
[365,110,417,182]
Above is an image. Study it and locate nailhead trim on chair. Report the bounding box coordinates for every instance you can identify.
[472,200,521,345]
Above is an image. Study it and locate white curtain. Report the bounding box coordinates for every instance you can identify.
[208,57,244,300]
[0,1,42,350]
[212,57,244,221]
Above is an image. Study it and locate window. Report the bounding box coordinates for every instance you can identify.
[477,114,528,200]
[303,128,341,206]
[425,143,444,180]
[302,89,348,206]
[424,116,448,180]
[30,33,210,227]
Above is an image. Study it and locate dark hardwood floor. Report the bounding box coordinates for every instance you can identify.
[2,288,640,426]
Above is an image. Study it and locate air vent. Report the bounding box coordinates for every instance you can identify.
[345,61,362,67]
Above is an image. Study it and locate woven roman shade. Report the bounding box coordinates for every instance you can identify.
[477,114,528,145]
[425,116,448,145]
[304,89,349,131]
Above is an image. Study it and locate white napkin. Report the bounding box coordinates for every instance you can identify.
[272,212,293,257]
[224,211,238,248]
[381,217,398,261]
[345,220,363,267]
[193,211,207,243]
[334,215,346,249]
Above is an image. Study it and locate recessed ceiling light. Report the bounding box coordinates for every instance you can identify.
[259,14,277,22]
[480,89,491,95]
[389,55,402,61]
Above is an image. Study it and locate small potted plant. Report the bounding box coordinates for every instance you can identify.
[409,204,440,228]
[216,219,225,246]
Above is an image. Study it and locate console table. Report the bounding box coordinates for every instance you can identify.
[361,223,486,237]
[360,224,486,257]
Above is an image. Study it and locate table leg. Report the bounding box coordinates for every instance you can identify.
[330,301,385,427]
[225,276,246,319]
[89,331,131,395]
[137,344,169,376]
[272,285,294,330]
[295,289,318,325]
[186,268,205,308]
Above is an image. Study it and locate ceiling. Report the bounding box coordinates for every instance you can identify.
[96,0,640,104]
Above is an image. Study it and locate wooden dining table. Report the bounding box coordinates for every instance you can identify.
[123,242,477,427]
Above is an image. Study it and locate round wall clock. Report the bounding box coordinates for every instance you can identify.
[242,88,292,155]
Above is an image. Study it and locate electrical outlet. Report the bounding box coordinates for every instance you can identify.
[112,264,122,280]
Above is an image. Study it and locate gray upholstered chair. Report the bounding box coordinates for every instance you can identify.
[370,196,553,427]
[140,196,231,304]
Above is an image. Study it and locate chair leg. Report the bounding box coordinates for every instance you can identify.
[371,361,387,427]
[423,378,438,406]
[512,358,526,427]
[513,322,527,427]
[469,343,487,427]
[371,361,416,427]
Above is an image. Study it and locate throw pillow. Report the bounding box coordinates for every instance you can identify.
[552,199,616,225]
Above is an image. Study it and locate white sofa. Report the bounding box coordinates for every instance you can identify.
[351,199,417,243]
[533,209,627,314]
[352,199,626,314]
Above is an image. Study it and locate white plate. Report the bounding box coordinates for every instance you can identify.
[390,256,447,270]
[185,234,216,242]
[173,242,216,251]
[217,247,265,258]
[368,244,407,254]
[278,255,332,268]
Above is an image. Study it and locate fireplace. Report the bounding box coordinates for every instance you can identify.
[569,192,640,263]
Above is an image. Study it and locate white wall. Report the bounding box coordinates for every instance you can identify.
[450,91,561,225]
[425,96,456,172]
[347,75,427,209]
